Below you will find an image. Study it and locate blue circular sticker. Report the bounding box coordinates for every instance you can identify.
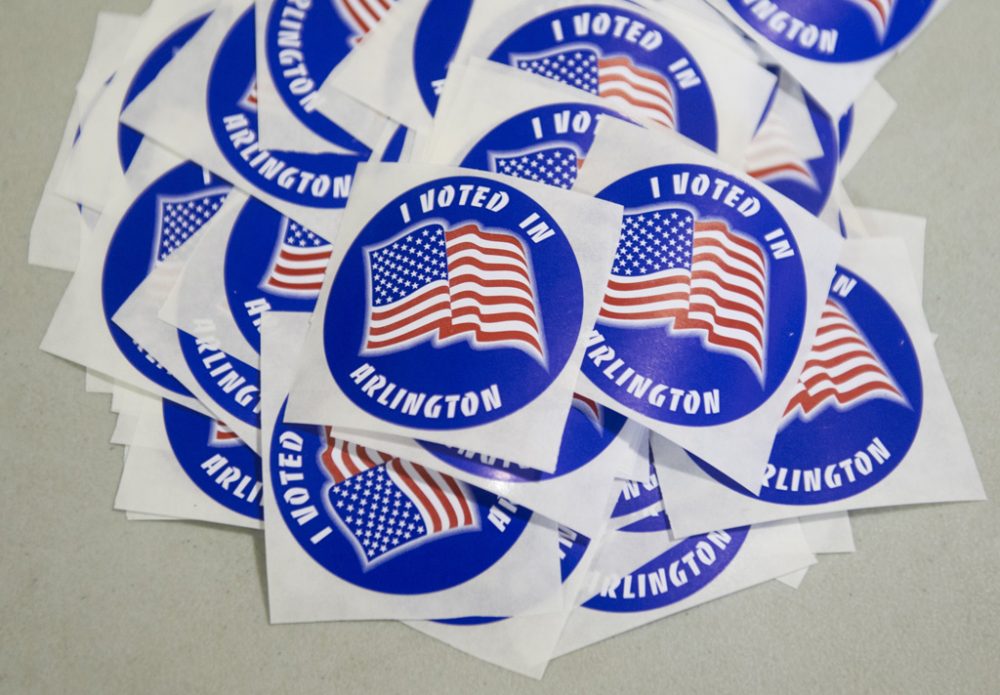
[585,466,749,612]
[461,102,628,190]
[207,8,365,208]
[412,0,474,114]
[727,0,935,62]
[162,399,262,520]
[325,174,584,430]
[263,0,377,153]
[178,331,262,428]
[692,268,923,504]
[224,198,328,354]
[749,85,838,216]
[585,163,807,426]
[270,402,530,593]
[487,4,718,152]
[101,162,231,395]
[118,14,211,171]
[418,395,626,483]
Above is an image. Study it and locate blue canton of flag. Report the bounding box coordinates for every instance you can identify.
[489,145,581,189]
[152,187,229,269]
[513,47,600,94]
[328,465,429,568]
[368,224,449,308]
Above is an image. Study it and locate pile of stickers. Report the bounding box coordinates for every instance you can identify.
[29,0,986,678]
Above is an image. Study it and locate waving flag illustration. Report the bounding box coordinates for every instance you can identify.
[260,219,333,298]
[847,0,896,38]
[209,420,241,447]
[599,208,768,379]
[745,107,818,189]
[322,448,480,569]
[488,144,583,189]
[784,298,906,422]
[239,79,257,112]
[150,187,229,270]
[511,44,675,128]
[334,0,396,43]
[362,222,546,364]
[320,428,395,483]
[572,393,604,432]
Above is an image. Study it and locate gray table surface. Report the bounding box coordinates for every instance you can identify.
[2,1,998,693]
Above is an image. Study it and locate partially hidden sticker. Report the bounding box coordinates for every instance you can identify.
[163,399,263,519]
[583,163,807,426]
[487,4,718,151]
[271,402,532,593]
[691,266,923,504]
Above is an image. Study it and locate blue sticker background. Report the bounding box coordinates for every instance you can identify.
[691,268,923,504]
[728,0,935,62]
[324,175,584,430]
[224,198,323,354]
[271,402,531,594]
[412,0,474,114]
[586,463,748,612]
[178,331,262,428]
[418,400,626,483]
[101,162,231,396]
[264,0,373,153]
[207,8,365,208]
[162,399,262,520]
[756,85,839,216]
[119,14,211,171]
[587,164,807,426]
[487,4,718,152]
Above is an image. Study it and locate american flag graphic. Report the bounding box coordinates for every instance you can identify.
[239,79,257,112]
[784,298,906,422]
[848,0,896,37]
[334,0,395,42]
[488,144,582,190]
[320,428,395,483]
[599,208,768,379]
[745,107,818,189]
[363,222,546,364]
[572,393,604,432]
[324,453,480,568]
[259,218,334,298]
[150,187,229,269]
[209,420,241,447]
[511,45,675,129]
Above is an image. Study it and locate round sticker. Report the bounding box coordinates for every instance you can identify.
[412,0,475,114]
[270,402,531,593]
[487,4,718,152]
[325,174,584,430]
[119,14,211,171]
[692,268,923,504]
[585,163,807,426]
[727,0,935,62]
[178,331,262,428]
[585,469,748,613]
[207,8,365,208]
[101,162,231,395]
[461,102,628,190]
[263,0,375,152]
[162,400,262,520]
[418,395,626,483]
[750,86,838,216]
[224,198,329,354]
